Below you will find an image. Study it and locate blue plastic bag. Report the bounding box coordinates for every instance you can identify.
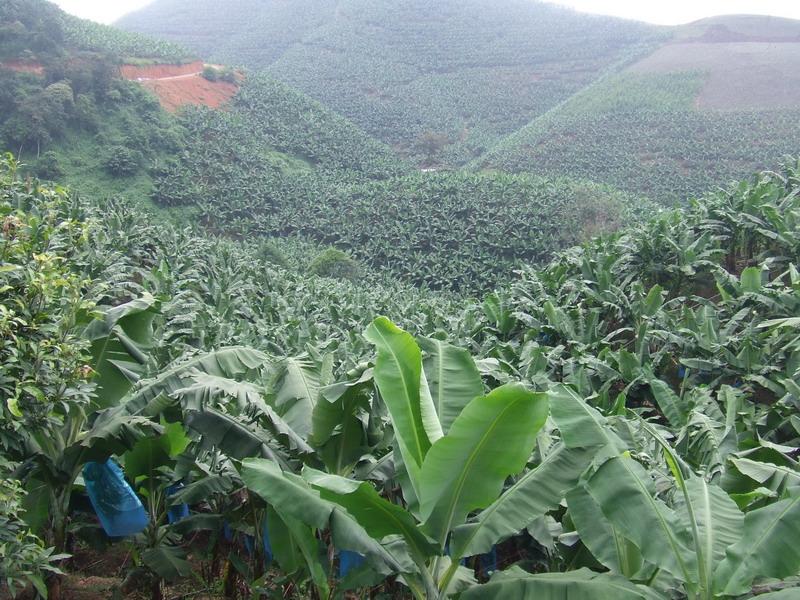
[339,550,366,578]
[83,459,148,537]
[166,484,190,524]
[243,520,273,563]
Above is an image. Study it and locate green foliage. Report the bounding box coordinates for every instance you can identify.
[483,72,800,204]
[308,248,360,282]
[0,459,65,599]
[103,144,141,176]
[119,0,662,165]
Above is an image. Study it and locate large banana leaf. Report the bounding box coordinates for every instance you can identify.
[418,383,548,545]
[586,455,695,583]
[364,317,442,499]
[566,484,645,578]
[176,374,314,456]
[184,408,285,465]
[675,477,743,595]
[241,459,411,576]
[647,377,689,429]
[548,385,624,452]
[111,347,269,417]
[419,337,483,434]
[272,356,325,439]
[713,491,800,596]
[460,566,665,599]
[452,444,594,557]
[84,294,158,409]
[302,467,436,559]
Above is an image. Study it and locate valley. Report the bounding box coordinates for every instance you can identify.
[1,1,799,599]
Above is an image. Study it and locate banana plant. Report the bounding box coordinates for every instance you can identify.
[240,318,618,598]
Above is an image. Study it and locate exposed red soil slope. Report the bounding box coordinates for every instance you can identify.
[140,74,239,112]
[119,60,203,80]
[120,61,241,112]
[0,60,44,75]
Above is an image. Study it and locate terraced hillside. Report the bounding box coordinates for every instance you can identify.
[118,0,662,165]
[480,15,800,204]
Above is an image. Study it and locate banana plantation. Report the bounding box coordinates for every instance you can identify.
[3,152,800,599]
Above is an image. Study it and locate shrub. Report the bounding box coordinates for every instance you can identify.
[308,248,360,281]
[103,144,141,176]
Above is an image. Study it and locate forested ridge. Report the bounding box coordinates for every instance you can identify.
[1,0,800,599]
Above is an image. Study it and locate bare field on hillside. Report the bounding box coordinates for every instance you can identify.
[628,42,800,110]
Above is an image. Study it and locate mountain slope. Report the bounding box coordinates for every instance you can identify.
[118,0,662,165]
[0,0,403,200]
[479,15,800,204]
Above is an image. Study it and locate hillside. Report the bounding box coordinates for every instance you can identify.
[4,151,800,599]
[480,15,800,204]
[118,0,662,165]
[0,0,404,203]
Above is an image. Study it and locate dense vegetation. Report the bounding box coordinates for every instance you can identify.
[119,0,662,164]
[3,2,800,598]
[151,76,653,291]
[3,152,800,598]
[481,71,800,204]
[1,0,192,63]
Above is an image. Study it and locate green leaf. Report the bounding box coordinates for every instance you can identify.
[461,566,663,599]
[648,377,689,428]
[364,317,442,499]
[418,383,548,545]
[142,544,191,581]
[714,492,800,596]
[302,467,436,560]
[586,455,695,583]
[548,385,623,450]
[242,458,331,529]
[740,266,763,293]
[84,294,158,409]
[184,409,283,464]
[566,485,644,578]
[419,337,483,434]
[272,356,324,439]
[677,477,744,595]
[453,444,594,558]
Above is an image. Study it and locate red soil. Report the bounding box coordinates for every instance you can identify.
[0,60,44,75]
[119,60,204,80]
[120,61,241,112]
[140,74,239,112]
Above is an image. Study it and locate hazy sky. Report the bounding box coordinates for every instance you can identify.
[53,0,800,26]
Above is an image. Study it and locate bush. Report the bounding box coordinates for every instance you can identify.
[202,66,219,82]
[0,459,64,598]
[34,151,63,180]
[103,144,141,176]
[308,248,360,281]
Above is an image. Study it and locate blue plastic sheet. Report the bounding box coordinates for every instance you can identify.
[166,484,190,524]
[339,550,366,578]
[243,520,273,563]
[83,459,148,537]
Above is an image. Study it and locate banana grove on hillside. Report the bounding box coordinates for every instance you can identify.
[2,153,800,599]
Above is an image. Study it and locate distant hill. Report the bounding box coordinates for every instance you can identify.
[479,15,800,204]
[0,0,402,201]
[117,0,662,165]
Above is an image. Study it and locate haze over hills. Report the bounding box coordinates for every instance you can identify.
[117,0,663,164]
[118,0,800,204]
[481,14,800,202]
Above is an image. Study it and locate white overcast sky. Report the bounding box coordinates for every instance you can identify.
[53,0,800,25]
